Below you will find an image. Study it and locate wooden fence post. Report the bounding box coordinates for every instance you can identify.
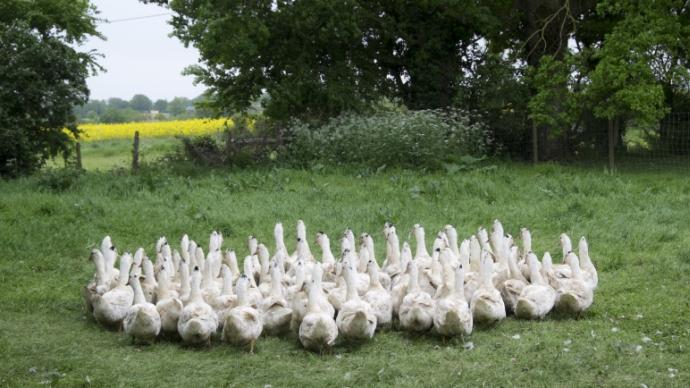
[608,118,615,172]
[532,122,538,164]
[132,131,140,171]
[75,141,83,170]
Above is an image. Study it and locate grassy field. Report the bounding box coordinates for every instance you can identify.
[50,137,180,171]
[1,155,689,386]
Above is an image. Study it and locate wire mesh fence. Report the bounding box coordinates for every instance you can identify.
[619,112,690,171]
[491,112,690,172]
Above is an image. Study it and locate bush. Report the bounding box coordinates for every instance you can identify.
[178,135,226,166]
[36,168,82,192]
[286,109,491,169]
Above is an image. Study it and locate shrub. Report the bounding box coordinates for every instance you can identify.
[178,135,226,166]
[286,109,491,169]
[36,168,82,192]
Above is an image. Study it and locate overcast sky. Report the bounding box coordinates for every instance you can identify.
[80,0,205,101]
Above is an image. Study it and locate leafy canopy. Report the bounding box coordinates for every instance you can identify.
[0,0,101,177]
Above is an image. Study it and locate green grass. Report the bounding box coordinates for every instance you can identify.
[1,159,689,386]
[50,137,180,171]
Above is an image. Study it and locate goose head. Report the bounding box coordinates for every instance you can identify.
[156,236,168,253]
[559,233,572,259]
[492,219,504,238]
[247,235,258,256]
[315,231,328,247]
[412,224,424,240]
[433,232,449,251]
[297,219,307,240]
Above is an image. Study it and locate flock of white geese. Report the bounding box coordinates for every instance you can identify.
[83,220,597,353]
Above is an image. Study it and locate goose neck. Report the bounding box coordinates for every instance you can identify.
[345,269,359,301]
[131,276,146,305]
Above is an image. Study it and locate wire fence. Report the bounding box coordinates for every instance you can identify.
[69,113,690,173]
[493,112,690,172]
[618,112,690,171]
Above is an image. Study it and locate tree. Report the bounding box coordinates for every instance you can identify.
[107,97,129,109]
[0,0,100,177]
[130,94,153,111]
[168,97,190,117]
[145,0,497,122]
[153,99,168,112]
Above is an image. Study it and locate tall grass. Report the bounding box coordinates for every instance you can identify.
[0,163,688,386]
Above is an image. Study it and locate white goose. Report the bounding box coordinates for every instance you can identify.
[443,224,460,260]
[93,252,134,327]
[83,249,109,313]
[155,267,183,335]
[178,266,218,346]
[578,237,598,289]
[213,265,238,323]
[123,272,161,343]
[470,251,506,325]
[412,224,433,268]
[274,222,289,257]
[336,264,377,339]
[260,261,293,335]
[310,262,335,318]
[299,272,338,352]
[399,261,435,332]
[434,254,473,338]
[382,225,404,279]
[497,246,528,313]
[364,260,393,329]
[555,252,594,316]
[255,243,272,297]
[141,257,157,303]
[364,233,391,289]
[222,274,263,353]
[515,253,556,320]
[178,255,191,304]
[288,260,309,331]
[315,232,337,281]
[100,236,119,289]
[391,242,413,318]
[224,250,241,282]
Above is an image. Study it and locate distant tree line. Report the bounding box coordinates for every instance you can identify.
[73,94,215,123]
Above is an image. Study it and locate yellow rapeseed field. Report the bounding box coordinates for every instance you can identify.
[76,118,233,142]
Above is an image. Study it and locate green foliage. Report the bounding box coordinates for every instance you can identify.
[528,55,580,137]
[159,0,497,121]
[586,0,683,126]
[455,47,530,156]
[35,167,83,192]
[286,109,491,169]
[129,94,153,112]
[153,99,168,112]
[0,0,99,177]
[99,107,147,123]
[178,135,226,167]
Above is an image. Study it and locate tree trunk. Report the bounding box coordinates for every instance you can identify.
[608,118,615,171]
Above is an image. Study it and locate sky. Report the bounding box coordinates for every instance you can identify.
[80,0,205,101]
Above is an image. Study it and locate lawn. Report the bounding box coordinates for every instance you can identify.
[49,137,180,171]
[1,156,689,386]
